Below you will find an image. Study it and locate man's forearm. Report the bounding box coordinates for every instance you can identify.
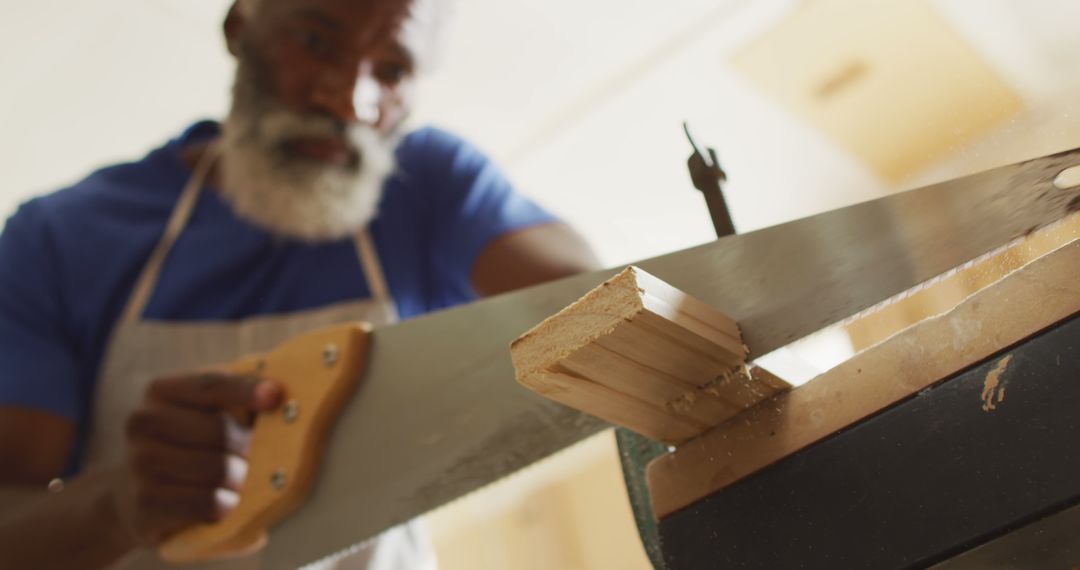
[0,468,136,569]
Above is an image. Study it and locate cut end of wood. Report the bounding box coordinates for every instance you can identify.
[511,266,781,444]
[510,267,648,379]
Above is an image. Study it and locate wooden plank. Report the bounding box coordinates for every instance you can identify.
[558,342,743,425]
[528,370,707,444]
[647,212,1080,518]
[511,266,785,445]
[656,314,1080,569]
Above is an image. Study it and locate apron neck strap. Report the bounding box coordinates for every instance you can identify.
[119,142,396,324]
[353,230,392,306]
[120,143,218,325]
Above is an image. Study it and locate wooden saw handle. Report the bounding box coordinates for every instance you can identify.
[158,322,371,564]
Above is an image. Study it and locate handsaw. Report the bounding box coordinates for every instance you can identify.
[176,147,1080,568]
[614,122,739,569]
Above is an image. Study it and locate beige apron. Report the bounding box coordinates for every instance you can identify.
[84,146,435,570]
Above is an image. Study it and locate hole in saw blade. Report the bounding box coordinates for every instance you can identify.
[1054,165,1080,190]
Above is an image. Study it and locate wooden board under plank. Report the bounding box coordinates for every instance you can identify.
[647,211,1080,519]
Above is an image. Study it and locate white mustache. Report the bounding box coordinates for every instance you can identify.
[218,104,396,241]
[256,110,359,155]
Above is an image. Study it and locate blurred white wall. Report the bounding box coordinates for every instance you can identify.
[0,2,233,212]
[4,1,1080,266]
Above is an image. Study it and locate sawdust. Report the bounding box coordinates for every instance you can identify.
[665,392,697,413]
[699,364,750,396]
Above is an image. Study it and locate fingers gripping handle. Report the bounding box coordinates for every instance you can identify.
[159,323,372,563]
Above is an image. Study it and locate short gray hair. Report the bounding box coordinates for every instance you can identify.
[235,0,454,72]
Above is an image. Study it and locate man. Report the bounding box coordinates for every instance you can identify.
[0,0,599,567]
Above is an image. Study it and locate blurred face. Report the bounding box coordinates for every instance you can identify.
[219,0,416,241]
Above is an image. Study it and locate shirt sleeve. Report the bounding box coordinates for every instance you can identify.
[421,129,558,303]
[0,199,81,421]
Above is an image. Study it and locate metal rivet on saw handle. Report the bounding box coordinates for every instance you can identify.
[323,344,339,368]
[271,469,287,490]
[283,400,300,423]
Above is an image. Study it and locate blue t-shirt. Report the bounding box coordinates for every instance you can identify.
[0,121,555,444]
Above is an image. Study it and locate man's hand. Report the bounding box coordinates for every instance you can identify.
[120,373,282,544]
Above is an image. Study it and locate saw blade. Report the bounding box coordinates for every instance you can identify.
[253,147,1080,568]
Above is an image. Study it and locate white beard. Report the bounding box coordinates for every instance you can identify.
[218,108,396,242]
